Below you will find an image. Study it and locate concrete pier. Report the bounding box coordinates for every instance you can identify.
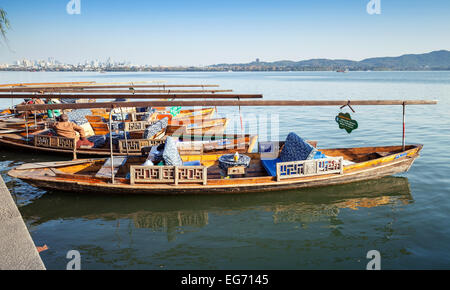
[0,175,45,270]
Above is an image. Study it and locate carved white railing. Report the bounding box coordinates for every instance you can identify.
[118,139,165,153]
[276,157,343,181]
[123,121,150,132]
[130,165,207,185]
[34,135,77,159]
[34,135,76,150]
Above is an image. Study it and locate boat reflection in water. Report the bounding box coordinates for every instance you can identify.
[20,176,412,241]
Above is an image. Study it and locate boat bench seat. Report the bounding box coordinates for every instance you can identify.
[260,158,281,177]
[95,156,128,178]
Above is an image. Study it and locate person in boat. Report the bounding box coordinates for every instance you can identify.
[51,113,94,148]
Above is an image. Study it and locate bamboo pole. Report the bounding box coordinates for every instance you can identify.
[0,81,95,88]
[94,81,165,86]
[0,84,220,91]
[15,99,438,112]
[0,93,262,99]
[0,89,233,94]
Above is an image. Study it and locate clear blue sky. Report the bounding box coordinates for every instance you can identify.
[0,0,449,65]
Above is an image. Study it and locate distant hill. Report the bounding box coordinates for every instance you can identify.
[359,50,450,70]
[209,50,450,71]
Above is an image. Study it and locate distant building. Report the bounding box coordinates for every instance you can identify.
[256,58,260,63]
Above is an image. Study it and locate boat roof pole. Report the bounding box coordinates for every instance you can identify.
[24,111,29,141]
[238,96,243,132]
[402,102,406,151]
[120,107,129,156]
[108,109,115,184]
[14,100,438,111]
[33,93,37,128]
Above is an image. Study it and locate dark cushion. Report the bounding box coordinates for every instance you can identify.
[143,117,169,139]
[88,135,106,148]
[105,132,131,146]
[280,132,316,162]
[162,137,183,166]
[111,113,129,121]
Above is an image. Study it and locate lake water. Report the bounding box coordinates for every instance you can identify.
[0,71,449,269]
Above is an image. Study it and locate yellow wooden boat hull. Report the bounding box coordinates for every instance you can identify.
[8,144,422,195]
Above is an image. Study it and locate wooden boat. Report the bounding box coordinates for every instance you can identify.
[85,107,217,136]
[85,114,224,136]
[165,118,228,136]
[0,108,13,115]
[8,144,422,195]
[89,109,110,120]
[152,107,215,120]
[91,107,216,122]
[0,117,46,133]
[0,129,258,157]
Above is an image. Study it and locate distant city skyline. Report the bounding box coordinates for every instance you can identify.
[2,57,134,67]
[2,49,449,72]
[0,0,449,66]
